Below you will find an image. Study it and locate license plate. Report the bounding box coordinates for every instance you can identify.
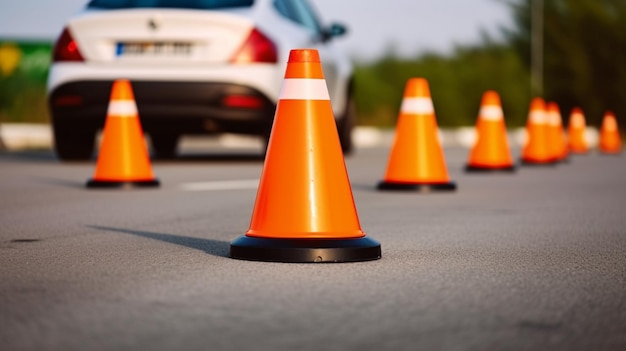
[116,42,192,56]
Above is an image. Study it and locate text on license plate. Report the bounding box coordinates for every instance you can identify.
[116,42,192,56]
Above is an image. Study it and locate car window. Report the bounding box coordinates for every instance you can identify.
[273,0,323,36]
[87,0,254,9]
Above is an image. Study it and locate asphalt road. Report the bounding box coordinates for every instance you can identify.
[1,145,625,351]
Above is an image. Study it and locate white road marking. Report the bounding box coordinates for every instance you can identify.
[180,179,259,191]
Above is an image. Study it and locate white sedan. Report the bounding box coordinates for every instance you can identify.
[47,0,355,160]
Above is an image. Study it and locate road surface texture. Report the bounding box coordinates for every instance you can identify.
[1,145,625,351]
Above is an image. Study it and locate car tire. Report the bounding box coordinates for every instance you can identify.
[151,133,180,159]
[53,125,96,161]
[260,134,270,156]
[338,91,356,156]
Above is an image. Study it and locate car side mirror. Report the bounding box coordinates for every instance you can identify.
[322,22,348,42]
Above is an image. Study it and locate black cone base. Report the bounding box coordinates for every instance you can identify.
[229,236,381,263]
[465,164,516,173]
[86,179,160,189]
[377,180,456,192]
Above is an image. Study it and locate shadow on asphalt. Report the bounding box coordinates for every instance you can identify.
[31,175,86,189]
[0,150,59,162]
[154,152,264,163]
[0,150,265,163]
[89,225,230,258]
[349,183,380,193]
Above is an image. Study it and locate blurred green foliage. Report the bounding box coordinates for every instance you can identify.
[354,43,531,127]
[1,0,626,132]
[505,0,626,130]
[0,41,51,124]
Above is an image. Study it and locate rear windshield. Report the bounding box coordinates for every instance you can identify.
[87,0,254,9]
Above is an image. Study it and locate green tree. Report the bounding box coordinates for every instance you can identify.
[354,42,530,128]
[504,0,626,129]
[0,40,51,124]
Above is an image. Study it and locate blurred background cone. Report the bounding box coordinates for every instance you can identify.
[465,90,515,172]
[229,49,381,263]
[86,79,159,188]
[546,102,569,162]
[567,107,589,154]
[521,97,557,166]
[599,111,622,154]
[377,78,456,191]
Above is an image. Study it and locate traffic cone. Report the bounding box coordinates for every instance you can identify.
[567,107,589,154]
[465,90,515,172]
[377,78,456,191]
[86,79,159,188]
[229,49,381,263]
[599,111,622,154]
[521,97,557,165]
[546,102,569,162]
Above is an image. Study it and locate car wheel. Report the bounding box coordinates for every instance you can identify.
[259,129,272,155]
[53,126,96,161]
[338,92,356,156]
[151,133,180,159]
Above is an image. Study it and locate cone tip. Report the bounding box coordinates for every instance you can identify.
[288,49,320,63]
[482,90,501,106]
[111,79,134,101]
[546,101,560,112]
[405,77,431,98]
[529,97,546,110]
[604,110,615,118]
[602,111,619,131]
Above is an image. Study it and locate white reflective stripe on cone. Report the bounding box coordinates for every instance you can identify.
[547,112,562,126]
[479,106,504,121]
[400,97,434,114]
[107,101,138,117]
[570,113,585,128]
[528,111,547,124]
[279,79,330,100]
[604,117,618,131]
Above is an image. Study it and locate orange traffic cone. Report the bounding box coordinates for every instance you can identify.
[546,102,569,162]
[599,111,622,154]
[377,78,456,191]
[465,90,515,172]
[229,49,381,263]
[567,107,589,154]
[521,97,557,165]
[86,79,159,188]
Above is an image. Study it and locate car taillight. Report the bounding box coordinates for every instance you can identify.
[52,95,83,107]
[222,95,264,109]
[53,27,84,62]
[230,28,277,64]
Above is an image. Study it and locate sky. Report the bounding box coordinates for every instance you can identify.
[0,0,513,61]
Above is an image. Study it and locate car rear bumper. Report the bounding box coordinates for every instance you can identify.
[49,80,276,136]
